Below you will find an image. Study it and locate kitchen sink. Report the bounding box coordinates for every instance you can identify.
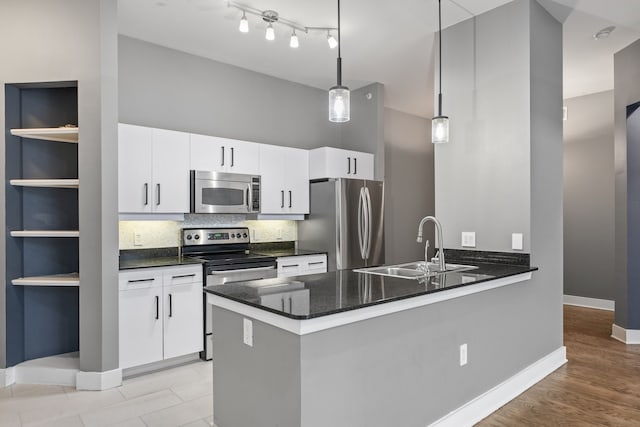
[354,261,477,279]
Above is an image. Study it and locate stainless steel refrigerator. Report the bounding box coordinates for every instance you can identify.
[298,178,384,271]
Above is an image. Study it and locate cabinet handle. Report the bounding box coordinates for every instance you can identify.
[169,294,173,318]
[289,297,292,313]
[289,190,292,208]
[281,190,285,208]
[230,147,235,167]
[155,296,159,320]
[172,274,196,279]
[282,264,299,268]
[347,157,351,174]
[354,158,357,175]
[144,183,149,206]
[221,146,225,166]
[127,278,155,283]
[281,297,285,311]
[308,261,324,266]
[156,184,161,206]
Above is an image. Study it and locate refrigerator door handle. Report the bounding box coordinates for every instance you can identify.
[364,187,372,259]
[358,187,366,259]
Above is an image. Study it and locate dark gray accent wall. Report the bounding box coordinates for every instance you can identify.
[384,108,435,264]
[614,38,640,329]
[0,0,119,372]
[563,91,615,300]
[118,36,339,149]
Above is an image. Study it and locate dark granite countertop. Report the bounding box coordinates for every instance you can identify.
[204,262,537,320]
[119,256,203,270]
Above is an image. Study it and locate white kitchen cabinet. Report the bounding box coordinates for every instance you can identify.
[277,254,327,278]
[260,144,309,214]
[309,147,374,180]
[190,133,260,175]
[119,265,203,370]
[118,124,190,213]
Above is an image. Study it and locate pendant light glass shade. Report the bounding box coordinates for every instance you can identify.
[329,86,350,123]
[239,12,249,33]
[431,115,449,144]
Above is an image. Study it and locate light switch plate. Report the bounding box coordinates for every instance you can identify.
[133,232,143,246]
[243,318,253,347]
[460,344,468,366]
[461,232,476,248]
[512,233,524,251]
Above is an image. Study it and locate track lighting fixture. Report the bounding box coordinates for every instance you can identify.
[238,11,249,33]
[290,29,299,48]
[226,1,337,50]
[327,32,338,49]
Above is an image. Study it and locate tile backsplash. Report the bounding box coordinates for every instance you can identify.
[119,214,297,250]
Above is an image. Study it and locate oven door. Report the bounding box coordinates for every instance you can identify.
[203,264,277,361]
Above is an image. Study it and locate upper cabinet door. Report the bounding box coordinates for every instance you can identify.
[118,124,153,213]
[259,145,309,214]
[152,129,190,213]
[309,147,374,180]
[190,134,260,175]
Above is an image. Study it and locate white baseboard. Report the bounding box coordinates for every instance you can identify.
[122,353,200,379]
[611,324,640,344]
[0,367,15,387]
[76,368,122,391]
[430,346,567,427]
[563,295,614,311]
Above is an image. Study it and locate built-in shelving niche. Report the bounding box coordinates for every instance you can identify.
[5,82,79,366]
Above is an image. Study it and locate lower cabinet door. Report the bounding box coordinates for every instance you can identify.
[119,287,164,369]
[163,282,204,360]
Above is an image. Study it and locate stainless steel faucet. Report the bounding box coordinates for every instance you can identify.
[416,216,446,272]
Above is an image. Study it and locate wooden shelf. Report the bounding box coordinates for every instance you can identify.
[12,273,79,287]
[10,230,79,238]
[10,179,79,189]
[10,127,78,143]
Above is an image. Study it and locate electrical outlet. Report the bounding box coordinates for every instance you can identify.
[460,343,468,366]
[133,232,143,246]
[277,228,283,240]
[461,232,476,248]
[243,318,253,347]
[252,229,259,241]
[512,233,524,251]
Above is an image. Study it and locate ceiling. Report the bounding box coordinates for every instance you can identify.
[118,0,640,118]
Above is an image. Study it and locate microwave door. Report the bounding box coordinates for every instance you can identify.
[196,180,250,213]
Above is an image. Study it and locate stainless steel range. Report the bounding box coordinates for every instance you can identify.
[182,227,277,360]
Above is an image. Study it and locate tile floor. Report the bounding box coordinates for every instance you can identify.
[0,361,215,427]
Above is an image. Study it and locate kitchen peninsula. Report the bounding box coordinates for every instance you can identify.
[205,260,536,427]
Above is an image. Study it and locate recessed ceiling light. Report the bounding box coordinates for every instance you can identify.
[593,26,615,40]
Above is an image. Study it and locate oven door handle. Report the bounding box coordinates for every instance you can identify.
[208,266,275,275]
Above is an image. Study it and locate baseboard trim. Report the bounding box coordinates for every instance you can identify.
[611,324,640,344]
[563,295,614,311]
[122,353,200,379]
[0,367,16,387]
[430,346,567,427]
[76,368,122,391]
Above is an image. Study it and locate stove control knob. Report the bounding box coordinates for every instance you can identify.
[243,233,248,238]
[194,234,200,240]
[186,235,192,240]
[230,234,236,238]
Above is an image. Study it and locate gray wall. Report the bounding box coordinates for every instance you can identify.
[434,0,563,391]
[614,39,640,329]
[118,36,339,150]
[434,0,531,252]
[563,91,615,300]
[0,0,119,371]
[384,108,435,264]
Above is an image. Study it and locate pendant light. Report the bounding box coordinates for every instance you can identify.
[329,0,350,123]
[432,0,449,144]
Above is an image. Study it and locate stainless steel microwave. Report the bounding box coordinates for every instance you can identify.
[190,170,260,214]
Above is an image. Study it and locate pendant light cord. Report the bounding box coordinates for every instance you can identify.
[438,0,443,116]
[336,0,342,86]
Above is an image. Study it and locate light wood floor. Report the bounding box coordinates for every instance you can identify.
[0,305,637,426]
[478,305,640,426]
